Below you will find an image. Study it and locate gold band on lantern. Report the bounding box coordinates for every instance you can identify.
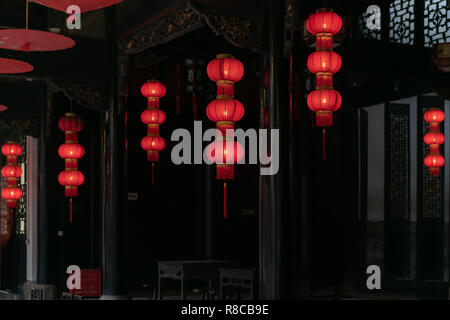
[216,94,234,100]
[316,110,332,116]
[147,107,160,111]
[217,80,235,87]
[65,167,78,171]
[147,97,159,102]
[216,121,234,126]
[6,141,18,145]
[147,79,160,83]
[216,164,234,168]
[65,186,77,190]
[64,113,78,117]
[147,150,158,155]
[316,72,334,90]
[216,54,234,59]
[215,135,235,141]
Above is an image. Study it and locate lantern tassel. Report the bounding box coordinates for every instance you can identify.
[224,182,228,219]
[70,198,73,223]
[322,128,326,163]
[152,163,155,188]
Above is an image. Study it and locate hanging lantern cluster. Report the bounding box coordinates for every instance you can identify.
[58,113,85,223]
[306,9,343,161]
[206,54,245,218]
[1,142,23,210]
[140,80,167,187]
[424,108,445,176]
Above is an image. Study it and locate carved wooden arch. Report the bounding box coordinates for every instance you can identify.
[118,1,264,56]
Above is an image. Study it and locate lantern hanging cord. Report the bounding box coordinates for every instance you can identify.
[70,197,73,223]
[26,0,29,29]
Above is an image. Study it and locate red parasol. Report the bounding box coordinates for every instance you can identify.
[0,57,33,74]
[0,105,7,112]
[30,0,123,13]
[0,29,75,52]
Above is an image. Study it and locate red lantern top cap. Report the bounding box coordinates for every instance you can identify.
[217,54,234,59]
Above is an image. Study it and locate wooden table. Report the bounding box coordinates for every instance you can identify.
[158,260,238,300]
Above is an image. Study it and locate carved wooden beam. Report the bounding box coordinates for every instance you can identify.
[119,2,264,56]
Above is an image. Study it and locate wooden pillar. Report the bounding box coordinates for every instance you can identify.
[101,6,121,297]
[37,83,53,284]
[259,0,286,300]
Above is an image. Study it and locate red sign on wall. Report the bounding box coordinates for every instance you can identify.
[71,269,102,297]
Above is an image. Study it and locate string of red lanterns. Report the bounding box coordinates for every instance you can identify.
[140,80,167,187]
[58,113,85,223]
[306,9,343,161]
[206,54,245,219]
[424,108,445,176]
[1,142,23,211]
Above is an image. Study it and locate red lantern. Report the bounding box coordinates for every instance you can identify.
[207,54,244,84]
[206,140,244,179]
[1,166,22,179]
[1,143,23,157]
[141,80,166,104]
[207,98,245,135]
[141,109,166,135]
[59,113,84,142]
[307,11,342,35]
[425,154,445,176]
[58,113,85,223]
[1,142,23,209]
[424,132,445,153]
[424,108,445,131]
[207,54,245,218]
[141,136,166,162]
[307,10,342,162]
[140,80,167,187]
[1,187,23,209]
[307,89,342,126]
[58,170,85,197]
[307,51,342,74]
[58,144,85,169]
